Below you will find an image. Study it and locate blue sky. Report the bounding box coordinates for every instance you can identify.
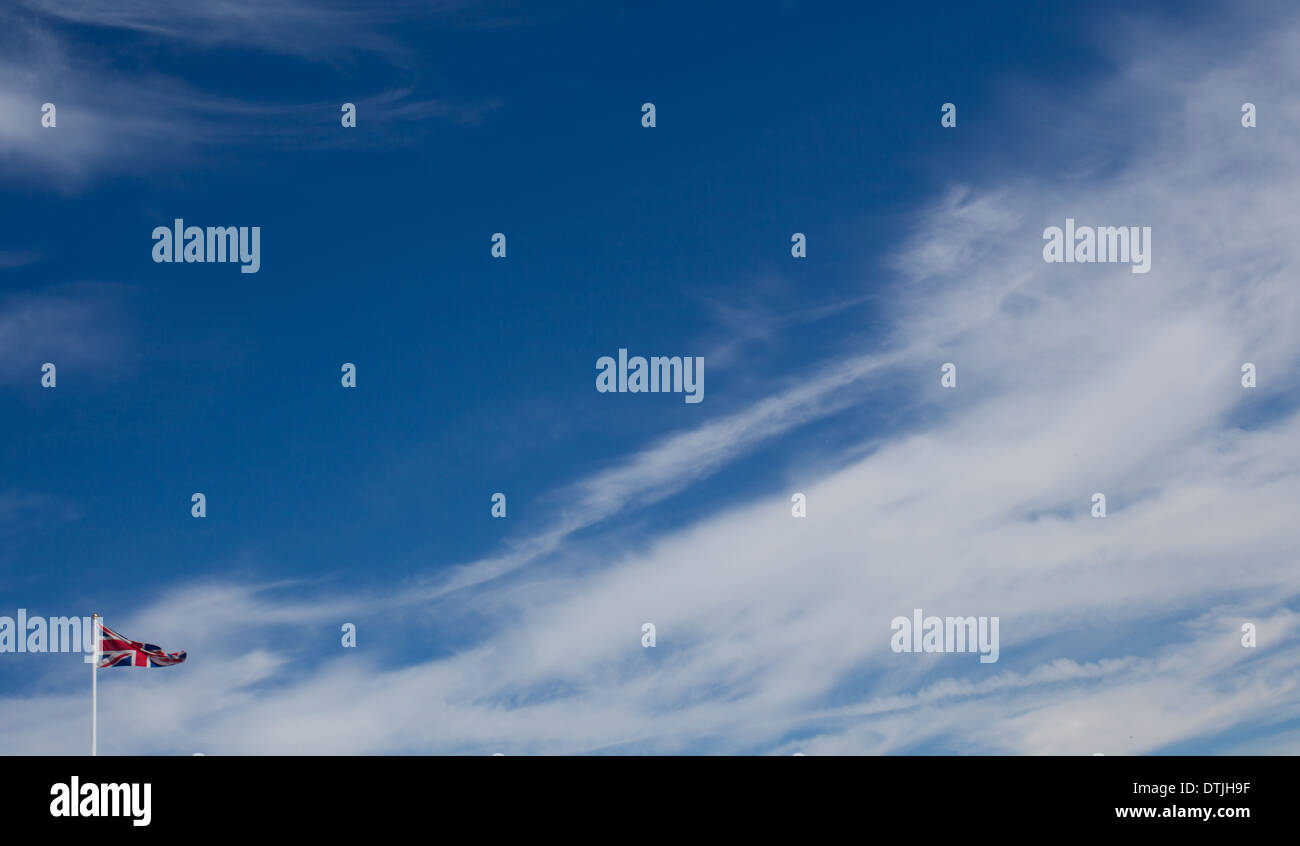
[2,1,1299,754]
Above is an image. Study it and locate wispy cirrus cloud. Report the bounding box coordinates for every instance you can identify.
[13,0,478,59]
[3,8,1300,756]
[0,3,498,186]
[0,285,130,386]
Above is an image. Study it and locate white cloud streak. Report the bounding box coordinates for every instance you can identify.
[0,6,495,186]
[4,9,1300,755]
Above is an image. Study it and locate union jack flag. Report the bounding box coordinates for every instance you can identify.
[96,621,187,669]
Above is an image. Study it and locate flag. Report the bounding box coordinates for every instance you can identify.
[96,621,187,668]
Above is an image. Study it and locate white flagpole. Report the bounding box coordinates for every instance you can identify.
[91,613,99,757]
